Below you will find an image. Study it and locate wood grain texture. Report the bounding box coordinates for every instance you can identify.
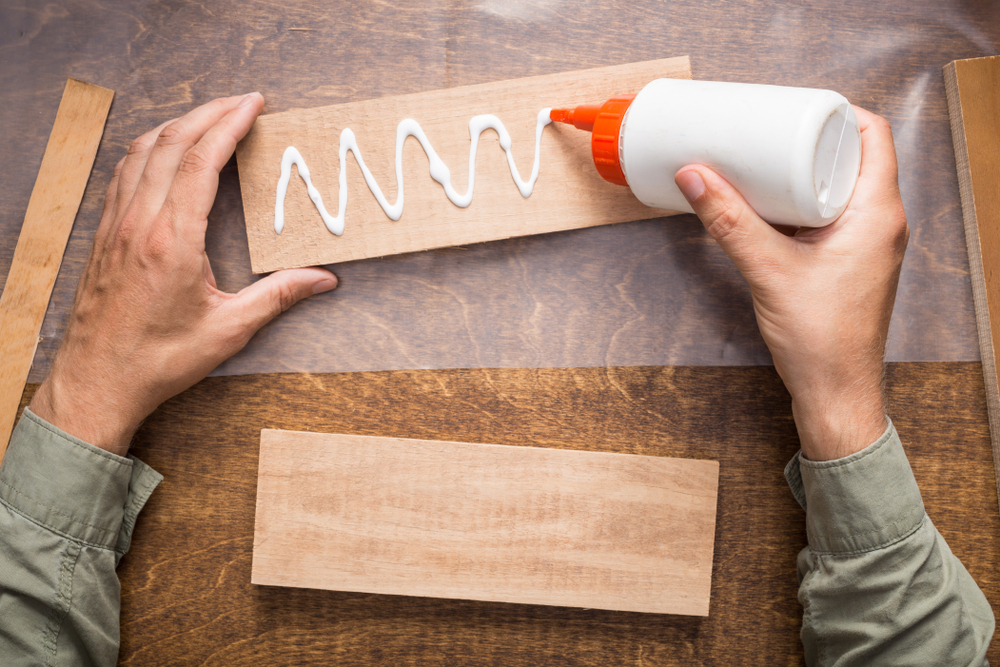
[945,55,1000,512]
[236,57,690,272]
[0,78,112,456]
[253,430,718,615]
[15,361,998,665]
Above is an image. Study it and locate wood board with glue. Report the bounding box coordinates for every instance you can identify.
[236,56,690,273]
[252,428,719,616]
[944,54,1000,509]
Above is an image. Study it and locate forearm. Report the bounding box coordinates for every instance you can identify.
[0,92,330,665]
[788,423,994,666]
[0,409,161,666]
[674,104,982,661]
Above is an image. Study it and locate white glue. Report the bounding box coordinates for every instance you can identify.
[274,109,552,235]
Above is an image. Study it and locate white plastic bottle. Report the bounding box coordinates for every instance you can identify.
[549,79,862,227]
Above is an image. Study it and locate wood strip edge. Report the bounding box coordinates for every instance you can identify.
[0,79,114,458]
[944,59,1000,512]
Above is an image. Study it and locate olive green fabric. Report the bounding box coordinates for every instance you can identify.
[0,412,993,665]
[785,421,994,666]
[0,408,161,666]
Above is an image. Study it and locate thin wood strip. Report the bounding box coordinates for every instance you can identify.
[252,429,719,616]
[236,57,690,273]
[944,55,1000,511]
[0,79,114,458]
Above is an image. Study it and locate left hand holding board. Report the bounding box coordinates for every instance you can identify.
[30,93,338,456]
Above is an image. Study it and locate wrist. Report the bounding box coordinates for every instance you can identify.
[791,385,887,461]
[30,372,139,457]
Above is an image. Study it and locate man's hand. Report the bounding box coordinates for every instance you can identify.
[674,107,909,461]
[30,93,338,456]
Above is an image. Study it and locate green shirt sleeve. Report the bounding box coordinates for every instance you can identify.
[0,408,162,667]
[785,420,995,666]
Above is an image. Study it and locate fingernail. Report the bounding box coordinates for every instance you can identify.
[238,92,260,108]
[675,170,706,203]
[312,278,338,295]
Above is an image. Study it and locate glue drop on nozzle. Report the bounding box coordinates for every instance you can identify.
[550,79,862,227]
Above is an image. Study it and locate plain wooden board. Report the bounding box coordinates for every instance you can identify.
[252,429,719,616]
[945,55,1000,509]
[236,57,690,273]
[0,78,113,457]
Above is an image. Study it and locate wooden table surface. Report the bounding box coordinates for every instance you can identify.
[3,1,1000,664]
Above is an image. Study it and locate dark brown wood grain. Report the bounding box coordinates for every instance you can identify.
[19,362,1000,665]
[4,1,1000,664]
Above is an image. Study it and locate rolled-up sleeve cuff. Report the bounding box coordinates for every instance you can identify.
[0,408,162,562]
[783,419,925,555]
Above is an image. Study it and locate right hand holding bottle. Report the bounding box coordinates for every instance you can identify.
[674,107,909,462]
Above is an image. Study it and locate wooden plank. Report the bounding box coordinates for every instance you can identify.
[0,79,114,457]
[252,429,719,616]
[236,57,690,273]
[945,55,1000,510]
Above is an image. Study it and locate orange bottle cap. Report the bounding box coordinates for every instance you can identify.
[550,94,636,187]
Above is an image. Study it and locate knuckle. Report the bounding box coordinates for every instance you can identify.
[156,121,189,148]
[112,208,140,242]
[220,331,247,355]
[872,200,909,259]
[222,319,252,350]
[892,211,910,253]
[871,114,892,132]
[704,201,749,243]
[272,282,298,317]
[864,113,894,141]
[210,97,231,113]
[106,227,134,263]
[141,225,175,262]
[128,135,155,156]
[177,145,213,176]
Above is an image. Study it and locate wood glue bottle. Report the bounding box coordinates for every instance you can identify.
[550,79,862,227]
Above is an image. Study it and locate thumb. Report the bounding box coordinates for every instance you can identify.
[675,166,785,272]
[226,267,337,336]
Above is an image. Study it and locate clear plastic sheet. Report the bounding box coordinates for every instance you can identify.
[2,0,997,381]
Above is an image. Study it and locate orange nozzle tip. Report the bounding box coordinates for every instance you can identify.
[550,103,600,132]
[549,108,572,123]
